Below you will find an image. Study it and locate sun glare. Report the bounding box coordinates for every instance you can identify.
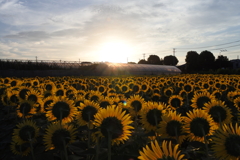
[98,41,133,63]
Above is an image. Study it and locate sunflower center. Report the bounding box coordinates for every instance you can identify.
[122,86,128,92]
[165,90,172,97]
[184,85,192,92]
[196,96,210,108]
[100,117,123,139]
[46,84,52,91]
[99,86,105,92]
[10,95,19,104]
[90,95,99,102]
[208,106,227,123]
[131,100,142,112]
[19,125,36,141]
[224,134,240,157]
[146,109,162,126]
[52,129,71,150]
[19,103,32,115]
[56,90,64,96]
[190,117,210,137]
[141,85,147,90]
[100,101,110,109]
[166,120,182,137]
[52,102,70,120]
[170,98,181,108]
[132,85,140,93]
[82,106,98,122]
[19,89,30,99]
[28,95,38,103]
[11,81,17,87]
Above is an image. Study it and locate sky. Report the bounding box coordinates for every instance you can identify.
[0,0,240,65]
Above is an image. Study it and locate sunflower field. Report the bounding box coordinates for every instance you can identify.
[0,74,240,160]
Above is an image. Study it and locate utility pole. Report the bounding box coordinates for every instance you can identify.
[143,53,145,60]
[36,56,37,63]
[173,48,175,56]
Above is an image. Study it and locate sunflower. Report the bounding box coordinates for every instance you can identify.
[138,140,185,160]
[88,90,103,103]
[127,94,146,117]
[97,84,107,94]
[212,123,240,160]
[26,89,43,104]
[40,96,54,112]
[43,81,56,92]
[168,95,184,110]
[140,82,150,93]
[46,96,77,124]
[6,89,20,106]
[120,84,130,94]
[184,109,217,143]
[191,91,216,109]
[12,120,39,144]
[203,100,232,127]
[77,100,101,129]
[43,122,77,151]
[53,87,66,97]
[131,84,141,94]
[151,93,161,102]
[93,105,134,145]
[182,83,194,94]
[140,101,167,132]
[163,87,174,97]
[211,89,222,100]
[158,111,186,144]
[98,96,114,109]
[73,95,85,109]
[234,96,240,111]
[10,141,31,156]
[17,86,32,100]
[17,100,37,118]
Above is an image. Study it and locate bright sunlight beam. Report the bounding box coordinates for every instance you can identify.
[98,40,133,63]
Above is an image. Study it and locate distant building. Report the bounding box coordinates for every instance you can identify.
[230,59,240,69]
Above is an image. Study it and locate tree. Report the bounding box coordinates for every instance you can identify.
[185,51,200,72]
[214,55,232,69]
[199,50,215,71]
[138,59,148,64]
[147,55,161,65]
[163,55,179,66]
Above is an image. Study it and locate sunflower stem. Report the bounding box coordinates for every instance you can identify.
[95,136,99,160]
[62,138,69,160]
[174,127,179,144]
[28,133,35,160]
[107,130,112,160]
[201,127,209,159]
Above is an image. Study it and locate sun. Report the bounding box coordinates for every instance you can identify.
[98,41,133,63]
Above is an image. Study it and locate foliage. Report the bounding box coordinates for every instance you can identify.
[163,55,179,66]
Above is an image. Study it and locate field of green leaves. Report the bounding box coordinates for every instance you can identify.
[0,74,240,160]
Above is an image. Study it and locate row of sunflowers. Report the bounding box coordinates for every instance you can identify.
[0,74,240,160]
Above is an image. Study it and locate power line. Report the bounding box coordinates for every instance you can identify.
[176,39,240,50]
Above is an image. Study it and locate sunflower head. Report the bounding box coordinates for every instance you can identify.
[184,109,217,142]
[94,106,134,145]
[44,122,77,151]
[191,91,215,109]
[12,120,39,144]
[46,97,77,124]
[212,123,240,160]
[10,141,31,156]
[17,100,37,118]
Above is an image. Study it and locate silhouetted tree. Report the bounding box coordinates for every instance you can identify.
[199,50,215,71]
[185,51,200,72]
[138,59,148,64]
[147,55,161,65]
[163,55,179,66]
[214,55,232,69]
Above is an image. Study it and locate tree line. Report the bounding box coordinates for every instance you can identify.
[137,50,233,73]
